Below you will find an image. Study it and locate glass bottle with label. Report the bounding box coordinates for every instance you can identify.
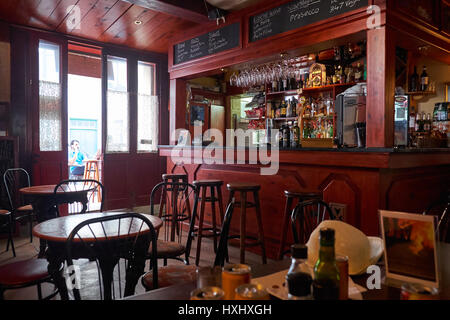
[286,244,313,300]
[280,100,287,118]
[410,66,419,92]
[424,113,432,133]
[286,99,292,118]
[313,228,340,300]
[420,66,429,92]
[291,121,301,148]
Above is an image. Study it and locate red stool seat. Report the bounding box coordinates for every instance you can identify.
[148,240,186,259]
[0,210,10,215]
[142,265,197,290]
[0,259,50,286]
[17,205,33,212]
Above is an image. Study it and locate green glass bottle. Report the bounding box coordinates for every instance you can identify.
[313,228,340,300]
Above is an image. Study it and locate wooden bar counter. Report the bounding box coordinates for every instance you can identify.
[160,145,450,259]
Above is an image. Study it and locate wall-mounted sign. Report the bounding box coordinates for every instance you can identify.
[173,22,240,65]
[249,0,369,43]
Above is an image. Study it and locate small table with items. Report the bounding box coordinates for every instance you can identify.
[125,242,450,300]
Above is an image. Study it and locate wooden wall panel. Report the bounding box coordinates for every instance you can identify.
[102,158,130,209]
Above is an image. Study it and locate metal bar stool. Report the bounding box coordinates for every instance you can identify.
[277,190,323,260]
[226,182,267,264]
[192,180,225,266]
[160,174,191,242]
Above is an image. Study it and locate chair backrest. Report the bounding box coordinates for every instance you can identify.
[214,199,235,267]
[150,180,196,245]
[423,192,450,243]
[291,199,335,245]
[65,212,158,300]
[3,168,31,211]
[54,179,105,215]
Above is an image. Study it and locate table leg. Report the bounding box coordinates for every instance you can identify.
[33,197,59,258]
[98,258,117,300]
[47,254,68,300]
[124,256,146,297]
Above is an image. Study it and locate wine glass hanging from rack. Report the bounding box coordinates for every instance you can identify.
[229,55,312,88]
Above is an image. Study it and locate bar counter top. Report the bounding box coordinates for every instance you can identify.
[159,145,450,169]
[160,145,450,153]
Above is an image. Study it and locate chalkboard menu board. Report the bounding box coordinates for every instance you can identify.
[174,22,240,65]
[250,0,369,43]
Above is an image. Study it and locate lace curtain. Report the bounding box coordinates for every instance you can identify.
[138,94,159,153]
[106,89,129,153]
[39,80,62,151]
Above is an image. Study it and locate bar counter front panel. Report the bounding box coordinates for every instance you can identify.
[160,146,450,259]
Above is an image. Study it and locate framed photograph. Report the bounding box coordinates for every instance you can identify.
[177,130,189,146]
[379,210,440,288]
[190,105,205,126]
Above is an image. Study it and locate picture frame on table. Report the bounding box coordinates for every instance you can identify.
[379,210,440,289]
[177,130,190,146]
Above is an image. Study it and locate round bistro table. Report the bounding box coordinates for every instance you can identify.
[33,212,163,300]
[20,184,96,256]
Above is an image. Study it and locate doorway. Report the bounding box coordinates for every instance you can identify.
[67,43,103,211]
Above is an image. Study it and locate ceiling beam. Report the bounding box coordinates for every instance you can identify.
[123,0,209,24]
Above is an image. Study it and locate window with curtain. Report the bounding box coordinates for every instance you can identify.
[137,61,158,153]
[106,56,129,153]
[39,40,62,151]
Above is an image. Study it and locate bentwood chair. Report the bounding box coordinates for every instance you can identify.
[147,181,197,266]
[3,168,35,248]
[54,179,105,216]
[65,213,158,300]
[291,199,335,245]
[0,209,15,257]
[0,258,60,300]
[141,200,235,291]
[423,189,450,243]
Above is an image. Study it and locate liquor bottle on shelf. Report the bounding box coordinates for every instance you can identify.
[290,77,297,91]
[409,108,416,135]
[275,102,281,119]
[298,75,304,90]
[282,124,290,149]
[420,66,429,92]
[286,99,293,118]
[291,121,301,148]
[280,100,287,118]
[354,63,363,82]
[272,79,278,93]
[415,112,422,133]
[421,112,427,132]
[410,66,419,92]
[424,113,432,133]
[313,228,340,300]
[286,244,313,300]
[292,98,297,117]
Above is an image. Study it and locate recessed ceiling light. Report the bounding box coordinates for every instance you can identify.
[134,20,142,25]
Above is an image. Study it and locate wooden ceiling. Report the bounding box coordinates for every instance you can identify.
[0,0,202,53]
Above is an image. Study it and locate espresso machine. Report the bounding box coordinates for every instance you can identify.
[336,92,367,148]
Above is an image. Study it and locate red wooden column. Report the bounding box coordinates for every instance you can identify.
[366,25,396,148]
[169,78,187,144]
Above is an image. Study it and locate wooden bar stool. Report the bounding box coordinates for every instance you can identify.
[192,180,225,266]
[83,160,101,202]
[226,182,267,265]
[277,190,323,260]
[160,174,191,242]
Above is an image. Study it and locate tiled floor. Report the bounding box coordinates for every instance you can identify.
[0,208,269,300]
